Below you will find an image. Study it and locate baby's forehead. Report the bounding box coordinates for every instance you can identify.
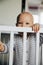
[19,13,33,19]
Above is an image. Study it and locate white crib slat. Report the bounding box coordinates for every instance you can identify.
[9,32,14,65]
[42,44,43,65]
[0,32,1,40]
[36,32,40,65]
[23,32,27,65]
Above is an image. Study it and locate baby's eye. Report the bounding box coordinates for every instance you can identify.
[26,23,29,24]
[18,22,22,24]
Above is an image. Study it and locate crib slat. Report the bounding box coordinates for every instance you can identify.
[9,32,14,65]
[23,32,27,65]
[42,44,43,65]
[36,32,40,65]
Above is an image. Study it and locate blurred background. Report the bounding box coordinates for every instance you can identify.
[0,0,43,26]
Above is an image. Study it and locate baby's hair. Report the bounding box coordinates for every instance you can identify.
[16,13,21,26]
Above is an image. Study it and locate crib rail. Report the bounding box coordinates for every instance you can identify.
[0,25,43,65]
[0,25,42,33]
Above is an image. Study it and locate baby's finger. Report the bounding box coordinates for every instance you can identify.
[36,24,40,32]
[34,25,37,32]
[32,25,35,32]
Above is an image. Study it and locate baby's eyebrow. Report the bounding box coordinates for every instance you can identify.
[26,22,29,24]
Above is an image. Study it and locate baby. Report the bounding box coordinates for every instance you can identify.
[0,12,40,65]
[0,12,40,52]
[16,12,40,32]
[14,12,40,65]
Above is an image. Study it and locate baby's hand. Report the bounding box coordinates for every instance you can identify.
[32,23,40,32]
[0,41,5,52]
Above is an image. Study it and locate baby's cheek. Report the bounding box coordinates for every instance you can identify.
[17,24,22,27]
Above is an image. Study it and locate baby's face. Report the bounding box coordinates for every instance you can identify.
[17,13,33,27]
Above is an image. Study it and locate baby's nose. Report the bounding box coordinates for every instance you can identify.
[22,23,26,27]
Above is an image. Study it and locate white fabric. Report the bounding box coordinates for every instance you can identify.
[14,33,36,65]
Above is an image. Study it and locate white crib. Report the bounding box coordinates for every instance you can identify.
[0,25,43,65]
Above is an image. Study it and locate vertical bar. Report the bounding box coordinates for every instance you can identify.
[36,32,40,65]
[0,32,3,65]
[0,32,1,40]
[2,37,5,65]
[22,0,25,12]
[23,32,27,65]
[9,32,14,65]
[42,44,43,65]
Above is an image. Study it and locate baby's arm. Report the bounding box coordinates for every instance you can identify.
[32,23,40,32]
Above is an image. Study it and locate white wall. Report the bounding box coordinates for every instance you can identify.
[0,0,21,26]
[25,0,41,5]
[25,0,43,24]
